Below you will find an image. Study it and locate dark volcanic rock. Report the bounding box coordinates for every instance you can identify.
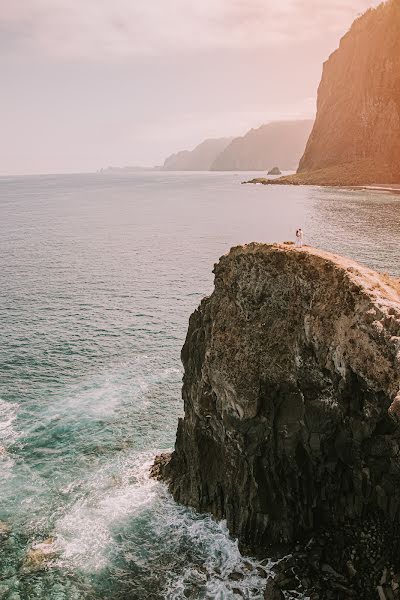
[156,243,400,552]
[267,167,282,176]
[264,578,284,599]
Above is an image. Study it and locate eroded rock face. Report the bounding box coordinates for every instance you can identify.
[157,244,400,549]
[297,0,400,185]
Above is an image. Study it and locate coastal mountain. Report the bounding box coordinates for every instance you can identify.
[162,138,233,171]
[211,120,313,171]
[295,0,400,186]
[154,243,400,597]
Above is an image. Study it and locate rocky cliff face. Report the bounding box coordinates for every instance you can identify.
[156,244,400,556]
[211,120,313,172]
[297,0,400,186]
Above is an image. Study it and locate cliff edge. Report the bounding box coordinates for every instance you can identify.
[155,244,400,556]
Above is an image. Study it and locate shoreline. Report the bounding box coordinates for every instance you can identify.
[242,177,400,195]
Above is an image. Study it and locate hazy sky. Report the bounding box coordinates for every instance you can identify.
[1,0,380,175]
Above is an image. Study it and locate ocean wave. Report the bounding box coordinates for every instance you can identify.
[0,398,19,478]
[55,452,159,572]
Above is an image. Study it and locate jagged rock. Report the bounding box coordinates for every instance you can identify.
[263,578,284,600]
[149,452,171,480]
[229,572,245,582]
[0,521,11,537]
[21,538,58,573]
[257,566,269,578]
[267,167,282,176]
[346,560,357,578]
[389,393,400,424]
[155,243,400,551]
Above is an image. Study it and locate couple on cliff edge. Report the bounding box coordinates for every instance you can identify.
[295,228,304,248]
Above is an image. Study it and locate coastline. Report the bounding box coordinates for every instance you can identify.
[243,178,400,194]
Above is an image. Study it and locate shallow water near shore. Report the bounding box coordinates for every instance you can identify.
[1,171,399,599]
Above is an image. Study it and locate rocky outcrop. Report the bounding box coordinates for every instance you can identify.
[295,0,400,186]
[210,121,313,172]
[21,538,58,573]
[162,138,233,171]
[268,167,282,176]
[155,244,400,558]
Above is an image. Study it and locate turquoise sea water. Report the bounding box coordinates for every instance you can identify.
[1,171,399,599]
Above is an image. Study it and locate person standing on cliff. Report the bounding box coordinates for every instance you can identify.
[295,228,304,248]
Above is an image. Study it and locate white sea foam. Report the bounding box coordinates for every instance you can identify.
[39,361,181,425]
[55,452,158,572]
[0,398,19,478]
[146,483,271,599]
[56,444,270,597]
[162,513,269,600]
[0,398,19,443]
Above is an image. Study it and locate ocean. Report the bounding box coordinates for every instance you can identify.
[1,171,399,599]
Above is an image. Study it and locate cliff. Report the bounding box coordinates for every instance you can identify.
[295,0,400,186]
[210,120,313,172]
[162,138,233,171]
[154,244,400,595]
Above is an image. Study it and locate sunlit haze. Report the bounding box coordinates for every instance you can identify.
[1,0,380,175]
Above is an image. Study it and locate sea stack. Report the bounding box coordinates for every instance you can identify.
[267,167,282,176]
[154,244,400,555]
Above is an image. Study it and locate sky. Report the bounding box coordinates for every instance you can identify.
[0,0,381,175]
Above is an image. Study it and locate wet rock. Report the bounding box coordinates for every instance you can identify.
[229,572,245,582]
[21,538,58,573]
[274,571,297,590]
[263,578,284,600]
[149,453,171,480]
[0,521,11,537]
[267,167,282,176]
[346,560,357,578]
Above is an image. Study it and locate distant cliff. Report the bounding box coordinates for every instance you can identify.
[154,243,400,596]
[295,0,400,186]
[162,138,233,171]
[211,120,313,172]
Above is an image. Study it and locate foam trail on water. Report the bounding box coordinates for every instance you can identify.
[56,452,158,571]
[150,486,271,599]
[0,398,19,444]
[0,398,19,478]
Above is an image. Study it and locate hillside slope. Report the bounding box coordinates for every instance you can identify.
[211,120,313,171]
[162,138,233,171]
